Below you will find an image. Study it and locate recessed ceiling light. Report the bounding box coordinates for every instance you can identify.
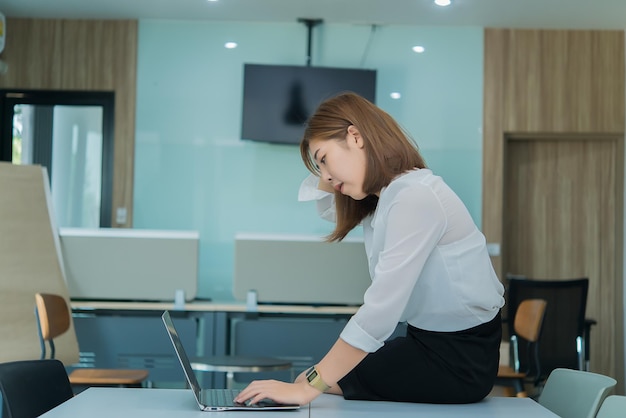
[412,45,425,53]
[434,0,451,6]
[390,92,402,100]
[224,41,238,49]
[207,0,219,2]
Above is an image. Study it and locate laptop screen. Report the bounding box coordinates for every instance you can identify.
[162,311,202,397]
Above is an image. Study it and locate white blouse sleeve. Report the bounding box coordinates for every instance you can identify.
[340,185,447,352]
[298,174,336,222]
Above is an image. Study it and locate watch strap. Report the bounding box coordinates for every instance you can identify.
[305,366,331,392]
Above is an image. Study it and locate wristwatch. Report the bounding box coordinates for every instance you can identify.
[305,366,331,392]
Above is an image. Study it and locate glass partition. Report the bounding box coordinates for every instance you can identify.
[0,90,114,227]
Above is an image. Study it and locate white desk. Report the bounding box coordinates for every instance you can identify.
[40,388,559,417]
[39,388,307,417]
[312,393,559,417]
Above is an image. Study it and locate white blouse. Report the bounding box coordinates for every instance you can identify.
[299,169,505,353]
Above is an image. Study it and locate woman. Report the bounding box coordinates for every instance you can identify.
[235,92,504,406]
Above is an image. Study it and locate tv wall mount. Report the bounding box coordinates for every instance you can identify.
[297,18,323,67]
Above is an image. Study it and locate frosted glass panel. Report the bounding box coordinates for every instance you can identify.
[14,104,103,228]
[51,106,103,228]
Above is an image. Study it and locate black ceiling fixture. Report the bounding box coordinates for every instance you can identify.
[297,18,323,67]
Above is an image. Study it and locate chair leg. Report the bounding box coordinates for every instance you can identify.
[513,379,527,397]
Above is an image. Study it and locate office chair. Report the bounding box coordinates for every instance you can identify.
[538,368,616,418]
[595,395,626,418]
[495,298,547,397]
[505,275,590,385]
[0,359,73,418]
[35,292,149,388]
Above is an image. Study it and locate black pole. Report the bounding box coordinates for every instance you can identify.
[297,18,323,67]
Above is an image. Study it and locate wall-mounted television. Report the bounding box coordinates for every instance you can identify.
[241,64,377,145]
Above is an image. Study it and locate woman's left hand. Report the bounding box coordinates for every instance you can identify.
[234,379,320,406]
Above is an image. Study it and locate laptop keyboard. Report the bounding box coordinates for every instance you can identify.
[204,389,242,407]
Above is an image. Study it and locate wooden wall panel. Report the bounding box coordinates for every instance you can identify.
[483,29,506,275]
[107,21,138,218]
[484,28,625,392]
[501,30,624,133]
[0,18,137,227]
[0,19,63,88]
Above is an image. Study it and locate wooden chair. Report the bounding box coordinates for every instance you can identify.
[34,292,149,388]
[0,359,73,418]
[496,298,547,397]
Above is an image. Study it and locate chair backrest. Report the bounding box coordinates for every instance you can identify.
[35,293,72,359]
[539,368,616,418]
[506,275,588,379]
[510,298,547,381]
[0,359,73,418]
[514,299,547,342]
[595,395,626,418]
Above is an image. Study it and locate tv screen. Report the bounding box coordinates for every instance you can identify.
[241,64,377,145]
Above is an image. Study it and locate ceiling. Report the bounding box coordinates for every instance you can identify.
[1,0,625,30]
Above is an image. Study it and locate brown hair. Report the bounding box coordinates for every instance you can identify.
[300,92,427,242]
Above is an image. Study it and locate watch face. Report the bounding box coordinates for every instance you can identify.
[306,369,318,383]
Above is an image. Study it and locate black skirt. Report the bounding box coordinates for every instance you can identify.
[337,311,502,404]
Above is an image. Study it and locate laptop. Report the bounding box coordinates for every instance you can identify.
[161,310,300,411]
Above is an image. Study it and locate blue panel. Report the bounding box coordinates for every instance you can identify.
[72,313,199,384]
